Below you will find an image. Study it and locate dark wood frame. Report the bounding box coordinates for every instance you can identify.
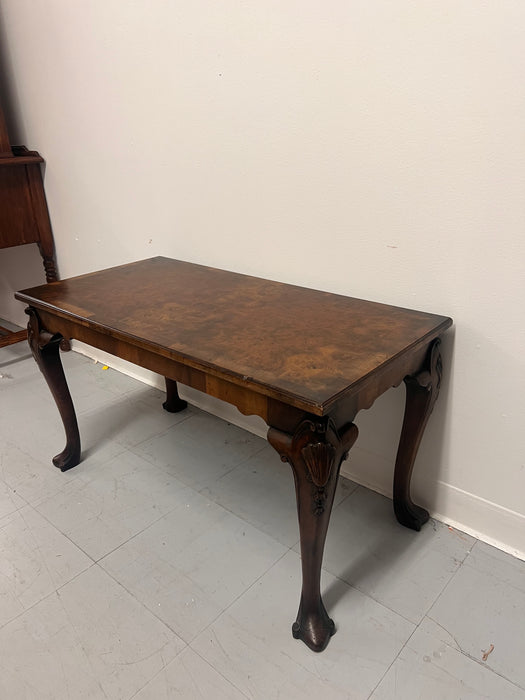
[0,101,57,347]
[16,258,452,652]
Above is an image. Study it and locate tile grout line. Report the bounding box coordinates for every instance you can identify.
[0,581,57,633]
[421,531,478,621]
[97,524,290,699]
[94,478,292,637]
[365,622,422,700]
[7,347,525,697]
[127,416,268,485]
[53,558,194,700]
[323,514,479,625]
[363,536,525,699]
[0,559,103,635]
[424,612,525,693]
[53,576,114,700]
[26,478,184,565]
[324,569,418,628]
[91,559,190,651]
[354,523,481,699]
[186,547,292,696]
[182,538,294,648]
[364,539,479,700]
[129,410,197,452]
[5,424,285,645]
[186,647,252,700]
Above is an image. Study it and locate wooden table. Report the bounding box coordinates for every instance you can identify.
[15,257,452,652]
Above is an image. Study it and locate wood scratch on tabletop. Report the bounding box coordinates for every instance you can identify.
[481,643,494,661]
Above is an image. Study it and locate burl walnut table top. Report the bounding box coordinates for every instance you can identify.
[16,256,451,414]
[15,256,453,652]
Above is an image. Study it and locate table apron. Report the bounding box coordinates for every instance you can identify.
[33,308,276,422]
[328,340,432,425]
[31,307,441,433]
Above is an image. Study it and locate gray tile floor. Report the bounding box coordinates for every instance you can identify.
[1,341,524,699]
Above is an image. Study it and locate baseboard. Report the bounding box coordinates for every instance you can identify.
[426,482,525,561]
[72,342,525,562]
[341,446,525,562]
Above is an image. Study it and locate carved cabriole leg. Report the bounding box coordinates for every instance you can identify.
[268,417,358,652]
[26,307,80,471]
[393,338,443,531]
[162,377,188,413]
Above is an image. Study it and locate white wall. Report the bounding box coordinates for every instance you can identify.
[1,1,524,556]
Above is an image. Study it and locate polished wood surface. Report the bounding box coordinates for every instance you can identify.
[1,97,59,346]
[16,256,451,413]
[16,257,452,652]
[0,326,26,348]
[0,143,57,280]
